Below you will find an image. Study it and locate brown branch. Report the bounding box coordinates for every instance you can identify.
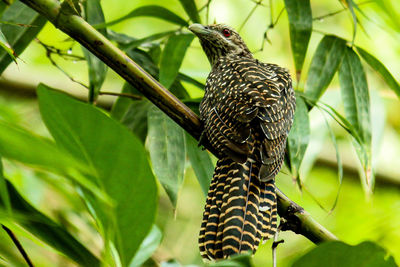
[20,0,338,244]
[2,224,34,267]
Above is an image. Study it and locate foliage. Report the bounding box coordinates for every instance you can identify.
[0,0,399,266]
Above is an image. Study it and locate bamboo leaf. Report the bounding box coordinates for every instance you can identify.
[339,47,372,188]
[0,29,15,62]
[0,157,10,214]
[37,85,157,266]
[120,100,150,143]
[178,0,201,23]
[0,181,100,266]
[185,132,213,196]
[284,0,312,79]
[305,36,346,102]
[96,5,188,28]
[82,0,108,102]
[339,47,371,146]
[159,33,194,89]
[288,95,310,177]
[356,46,400,99]
[343,0,357,43]
[147,105,186,207]
[0,1,46,74]
[120,31,176,51]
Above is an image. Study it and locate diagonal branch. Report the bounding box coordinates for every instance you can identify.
[20,0,338,244]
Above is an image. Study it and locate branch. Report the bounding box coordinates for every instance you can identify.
[2,224,34,267]
[20,0,338,244]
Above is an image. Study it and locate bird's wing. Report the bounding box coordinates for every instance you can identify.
[241,60,295,180]
[201,58,295,166]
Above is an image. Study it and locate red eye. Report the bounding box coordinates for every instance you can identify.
[222,28,231,37]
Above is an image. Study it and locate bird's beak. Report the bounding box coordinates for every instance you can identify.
[189,24,211,35]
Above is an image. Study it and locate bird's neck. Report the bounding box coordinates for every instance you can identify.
[201,41,253,66]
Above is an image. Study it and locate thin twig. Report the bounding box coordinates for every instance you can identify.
[35,39,85,61]
[239,0,263,32]
[313,0,373,21]
[36,39,89,89]
[99,91,142,100]
[2,224,34,267]
[198,0,212,23]
[256,6,285,52]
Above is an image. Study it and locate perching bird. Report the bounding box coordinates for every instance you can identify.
[189,23,296,260]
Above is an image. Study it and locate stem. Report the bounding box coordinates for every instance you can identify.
[99,91,142,100]
[20,0,338,244]
[2,224,34,267]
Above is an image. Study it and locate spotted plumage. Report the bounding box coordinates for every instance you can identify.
[189,23,296,260]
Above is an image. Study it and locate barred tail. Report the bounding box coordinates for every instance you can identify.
[199,157,277,260]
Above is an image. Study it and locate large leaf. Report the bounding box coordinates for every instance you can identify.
[284,0,312,79]
[82,0,108,102]
[287,95,310,178]
[96,5,188,28]
[185,132,213,196]
[0,120,106,201]
[37,85,157,266]
[147,105,186,207]
[356,46,400,99]
[0,180,100,266]
[0,1,47,74]
[305,36,346,102]
[178,0,201,23]
[292,241,397,267]
[159,33,194,89]
[129,225,162,267]
[339,47,372,188]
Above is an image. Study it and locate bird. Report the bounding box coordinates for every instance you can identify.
[188,23,296,261]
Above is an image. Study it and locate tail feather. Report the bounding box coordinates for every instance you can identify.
[199,157,278,260]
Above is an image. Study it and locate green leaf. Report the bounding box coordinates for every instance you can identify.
[0,120,107,202]
[356,46,400,100]
[284,0,312,78]
[305,36,346,102]
[178,0,201,23]
[339,47,371,146]
[343,0,358,43]
[292,241,397,267]
[129,225,162,267]
[120,31,176,51]
[0,29,15,62]
[120,100,150,143]
[0,157,10,214]
[147,105,186,207]
[159,33,194,89]
[0,180,100,266]
[37,84,158,266]
[0,1,46,74]
[185,132,212,196]
[96,5,188,28]
[82,0,108,102]
[339,47,372,188]
[288,95,310,177]
[322,113,343,212]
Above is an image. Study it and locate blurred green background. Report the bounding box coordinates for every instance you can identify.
[0,0,400,266]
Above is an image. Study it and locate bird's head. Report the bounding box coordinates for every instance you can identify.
[189,23,252,65]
